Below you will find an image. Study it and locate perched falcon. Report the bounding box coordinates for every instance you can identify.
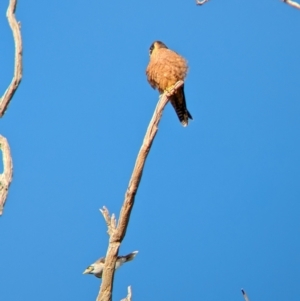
[146,41,192,127]
[83,251,138,278]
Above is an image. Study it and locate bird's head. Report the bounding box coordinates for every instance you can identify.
[82,265,95,275]
[83,259,105,278]
[149,41,168,56]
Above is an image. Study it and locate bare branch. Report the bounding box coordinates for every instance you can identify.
[116,80,184,241]
[0,0,23,117]
[120,286,132,301]
[282,0,300,9]
[0,135,13,215]
[196,0,210,5]
[100,206,117,236]
[241,289,250,301]
[96,81,184,301]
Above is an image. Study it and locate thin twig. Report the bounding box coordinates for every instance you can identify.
[120,286,132,301]
[100,207,117,236]
[0,0,23,117]
[241,289,250,301]
[282,0,300,9]
[96,81,184,301]
[0,135,13,215]
[196,0,210,5]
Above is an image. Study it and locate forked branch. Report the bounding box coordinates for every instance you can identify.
[100,207,117,236]
[0,0,23,117]
[196,0,210,5]
[0,136,13,215]
[97,81,184,301]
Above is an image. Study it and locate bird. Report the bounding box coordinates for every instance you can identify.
[83,251,138,278]
[146,40,192,127]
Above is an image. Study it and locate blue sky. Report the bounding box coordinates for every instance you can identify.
[1,0,299,300]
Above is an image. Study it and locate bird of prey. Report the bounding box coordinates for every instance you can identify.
[83,251,138,278]
[146,40,192,127]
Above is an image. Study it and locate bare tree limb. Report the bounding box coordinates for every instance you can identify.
[96,80,184,301]
[120,286,132,301]
[0,0,23,117]
[0,135,13,215]
[241,289,250,301]
[282,0,300,9]
[196,0,210,5]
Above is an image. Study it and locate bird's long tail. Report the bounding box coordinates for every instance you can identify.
[169,85,193,127]
[123,251,138,263]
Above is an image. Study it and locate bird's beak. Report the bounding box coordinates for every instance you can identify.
[83,266,93,274]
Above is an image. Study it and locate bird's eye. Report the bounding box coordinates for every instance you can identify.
[149,44,154,55]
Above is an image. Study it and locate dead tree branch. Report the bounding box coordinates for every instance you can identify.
[100,207,117,236]
[196,0,210,5]
[0,0,21,215]
[0,0,23,117]
[96,81,184,301]
[0,135,13,215]
[120,286,132,301]
[282,0,300,9]
[241,289,250,301]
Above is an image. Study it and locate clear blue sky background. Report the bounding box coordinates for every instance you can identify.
[1,1,299,300]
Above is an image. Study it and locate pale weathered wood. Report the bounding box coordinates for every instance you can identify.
[196,0,210,5]
[0,0,23,117]
[0,136,13,215]
[97,81,184,301]
[0,0,21,215]
[120,286,132,301]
